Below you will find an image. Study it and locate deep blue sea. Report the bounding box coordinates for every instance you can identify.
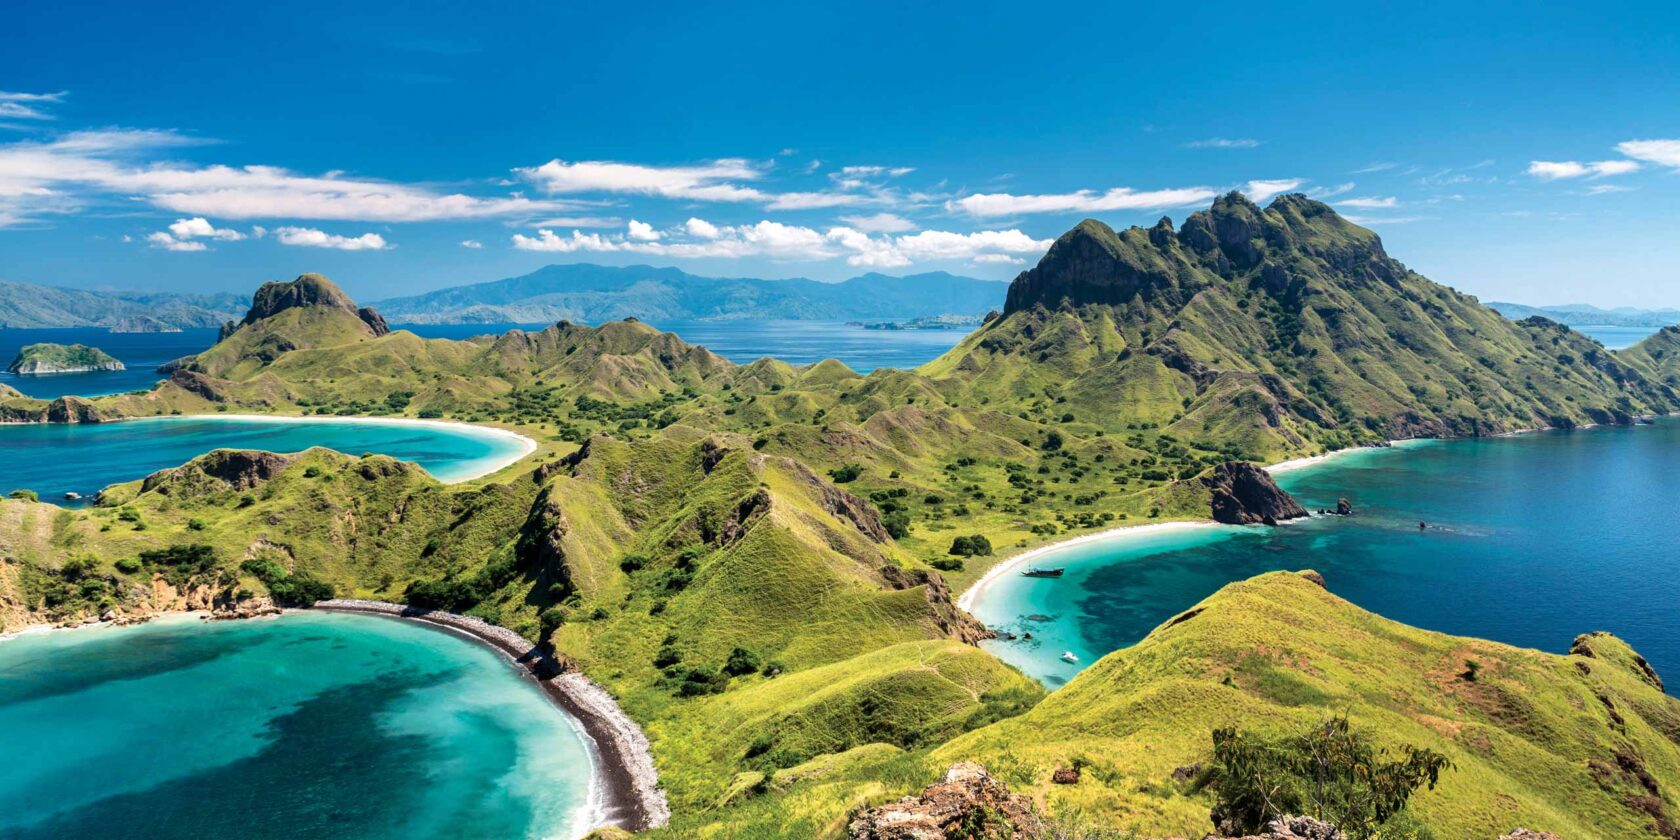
[973,420,1680,689]
[0,328,221,399]
[0,417,529,503]
[0,612,595,839]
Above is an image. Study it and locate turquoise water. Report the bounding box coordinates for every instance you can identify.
[0,417,528,502]
[0,611,595,839]
[973,421,1680,689]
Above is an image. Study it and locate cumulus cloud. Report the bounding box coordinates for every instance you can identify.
[512,218,1050,268]
[950,186,1220,217]
[1243,179,1305,203]
[144,231,207,252]
[1616,139,1680,169]
[626,219,661,241]
[273,227,390,250]
[168,216,245,240]
[1337,196,1398,209]
[0,129,572,226]
[838,212,916,233]
[1526,159,1640,180]
[1186,137,1260,149]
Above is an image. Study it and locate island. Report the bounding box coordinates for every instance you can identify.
[110,316,185,334]
[6,343,126,375]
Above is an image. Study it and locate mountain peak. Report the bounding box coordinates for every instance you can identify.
[238,273,388,336]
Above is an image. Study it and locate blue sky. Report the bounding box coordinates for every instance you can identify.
[2,0,1677,306]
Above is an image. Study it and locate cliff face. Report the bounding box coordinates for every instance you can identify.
[240,273,389,336]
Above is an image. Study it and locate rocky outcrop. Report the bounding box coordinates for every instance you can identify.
[1202,461,1308,525]
[847,762,1045,839]
[140,449,296,494]
[1224,816,1344,840]
[45,396,106,423]
[1498,831,1561,840]
[880,566,993,645]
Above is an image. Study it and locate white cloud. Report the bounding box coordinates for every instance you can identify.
[951,186,1220,217]
[0,91,66,121]
[1526,159,1640,180]
[837,165,914,178]
[273,227,390,250]
[513,218,1050,268]
[1186,137,1260,149]
[167,216,245,240]
[460,239,483,248]
[626,219,660,241]
[1585,184,1636,195]
[1307,182,1356,199]
[0,129,571,226]
[838,212,916,233]
[517,158,765,202]
[527,216,620,228]
[1338,196,1398,209]
[1244,179,1305,203]
[144,231,207,252]
[970,253,1025,265]
[1616,139,1680,169]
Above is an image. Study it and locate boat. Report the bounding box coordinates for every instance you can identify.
[1021,566,1064,578]
[1060,651,1078,663]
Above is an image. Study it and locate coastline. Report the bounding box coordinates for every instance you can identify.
[956,439,1423,614]
[131,413,538,483]
[312,600,669,833]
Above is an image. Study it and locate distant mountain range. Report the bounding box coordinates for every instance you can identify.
[0,281,246,331]
[1488,301,1680,328]
[368,263,1007,324]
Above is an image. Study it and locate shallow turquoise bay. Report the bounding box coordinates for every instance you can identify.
[0,417,528,502]
[0,612,595,839]
[974,420,1680,688]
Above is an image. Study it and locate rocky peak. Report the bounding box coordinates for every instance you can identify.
[237,273,389,336]
[1000,218,1186,315]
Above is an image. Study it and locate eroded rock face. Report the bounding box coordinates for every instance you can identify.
[879,566,993,645]
[847,762,1044,840]
[1226,816,1344,840]
[140,450,295,494]
[1498,831,1562,840]
[1202,462,1308,525]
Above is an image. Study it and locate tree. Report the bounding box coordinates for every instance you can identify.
[948,535,994,557]
[724,646,762,676]
[1204,715,1451,838]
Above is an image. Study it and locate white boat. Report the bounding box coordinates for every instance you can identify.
[1060,651,1078,663]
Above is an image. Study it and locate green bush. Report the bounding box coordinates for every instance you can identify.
[114,557,142,574]
[1203,715,1451,838]
[948,535,993,557]
[723,646,762,676]
[827,463,863,483]
[8,489,37,501]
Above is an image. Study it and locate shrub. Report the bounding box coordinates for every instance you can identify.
[948,535,993,557]
[114,558,142,574]
[828,463,863,483]
[8,489,37,501]
[723,646,762,677]
[1203,715,1450,838]
[930,557,964,572]
[882,510,911,540]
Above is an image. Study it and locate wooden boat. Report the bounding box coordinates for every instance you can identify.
[1021,566,1065,578]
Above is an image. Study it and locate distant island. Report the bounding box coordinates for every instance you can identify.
[0,280,244,330]
[369,263,1007,324]
[6,343,126,375]
[849,314,987,330]
[1489,300,1680,328]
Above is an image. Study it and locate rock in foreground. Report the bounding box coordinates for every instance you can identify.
[848,762,1044,839]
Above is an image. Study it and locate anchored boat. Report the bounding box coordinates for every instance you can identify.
[1021,566,1065,578]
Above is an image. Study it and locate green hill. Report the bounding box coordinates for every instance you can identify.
[7,343,125,374]
[0,280,243,329]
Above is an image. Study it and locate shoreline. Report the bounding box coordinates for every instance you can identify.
[956,438,1426,614]
[118,413,538,484]
[312,600,669,833]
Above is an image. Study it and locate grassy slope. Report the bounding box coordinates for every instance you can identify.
[937,571,1680,839]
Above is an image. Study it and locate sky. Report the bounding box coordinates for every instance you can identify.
[2,0,1677,306]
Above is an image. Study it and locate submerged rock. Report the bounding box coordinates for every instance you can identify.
[1202,462,1308,525]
